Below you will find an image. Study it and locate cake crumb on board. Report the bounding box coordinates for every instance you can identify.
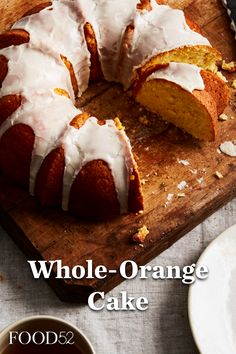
[197,177,204,184]
[139,115,151,126]
[132,225,150,244]
[214,171,224,179]
[177,181,188,190]
[177,159,190,166]
[218,113,228,121]
[190,168,198,175]
[232,80,236,89]
[220,141,236,157]
[221,60,236,73]
[141,178,148,185]
[216,71,228,82]
[177,193,186,198]
[164,193,174,207]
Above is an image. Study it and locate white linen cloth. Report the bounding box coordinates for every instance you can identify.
[1,200,236,353]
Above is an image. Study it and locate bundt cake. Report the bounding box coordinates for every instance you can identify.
[0,0,229,219]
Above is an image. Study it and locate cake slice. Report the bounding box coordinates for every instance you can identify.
[133,62,229,141]
[118,1,221,88]
[132,45,221,88]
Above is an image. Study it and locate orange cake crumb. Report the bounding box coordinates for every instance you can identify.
[132,225,149,243]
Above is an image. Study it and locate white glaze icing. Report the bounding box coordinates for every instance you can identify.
[61,117,135,212]
[0,94,80,194]
[119,0,211,88]
[0,94,135,212]
[13,0,91,95]
[0,45,74,100]
[74,0,141,82]
[146,62,205,93]
[219,141,236,157]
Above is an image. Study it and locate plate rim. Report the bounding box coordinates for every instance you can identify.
[188,223,236,354]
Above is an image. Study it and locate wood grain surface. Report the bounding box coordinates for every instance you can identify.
[0,0,235,302]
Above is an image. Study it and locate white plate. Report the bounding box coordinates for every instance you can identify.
[188,224,236,354]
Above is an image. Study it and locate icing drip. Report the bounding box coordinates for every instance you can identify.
[119,0,211,88]
[61,117,135,212]
[13,0,91,95]
[0,94,80,194]
[146,62,205,93]
[74,0,140,82]
[0,45,74,100]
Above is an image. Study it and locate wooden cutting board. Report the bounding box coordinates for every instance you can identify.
[0,0,236,302]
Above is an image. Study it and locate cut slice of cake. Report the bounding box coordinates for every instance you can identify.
[133,62,229,141]
[118,0,222,88]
